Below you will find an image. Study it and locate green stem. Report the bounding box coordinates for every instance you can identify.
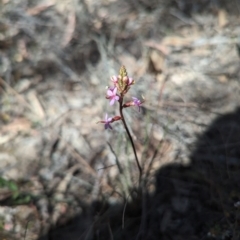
[119,98,142,183]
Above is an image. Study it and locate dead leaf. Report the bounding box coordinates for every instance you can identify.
[149,50,165,73]
[62,10,76,47]
[27,1,55,16]
[1,118,31,134]
[145,40,170,55]
[161,36,193,47]
[27,91,45,119]
[218,75,228,83]
[218,9,228,28]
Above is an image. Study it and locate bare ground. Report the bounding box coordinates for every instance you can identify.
[0,0,240,239]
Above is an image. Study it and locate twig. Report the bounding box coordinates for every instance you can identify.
[97,164,116,171]
[57,134,97,177]
[158,74,169,106]
[145,139,163,183]
[107,221,114,240]
[136,187,147,240]
[122,194,131,229]
[24,220,30,240]
[107,141,124,174]
[0,77,34,112]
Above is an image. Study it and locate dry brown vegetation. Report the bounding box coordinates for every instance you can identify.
[0,0,240,239]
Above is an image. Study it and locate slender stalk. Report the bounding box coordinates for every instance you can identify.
[119,98,142,182]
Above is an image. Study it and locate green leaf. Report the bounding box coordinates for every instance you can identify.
[8,181,18,192]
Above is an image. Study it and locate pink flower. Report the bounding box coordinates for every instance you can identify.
[103,114,113,130]
[97,114,121,130]
[132,97,142,112]
[106,87,120,105]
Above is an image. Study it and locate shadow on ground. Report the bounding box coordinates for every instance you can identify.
[38,108,240,240]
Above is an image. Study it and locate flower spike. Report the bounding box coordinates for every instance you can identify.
[98,66,144,182]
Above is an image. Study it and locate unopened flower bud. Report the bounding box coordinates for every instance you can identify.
[112,116,121,121]
[128,77,135,85]
[123,101,134,108]
[111,76,118,84]
[123,76,128,83]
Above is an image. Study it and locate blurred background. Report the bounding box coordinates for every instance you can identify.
[0,0,240,239]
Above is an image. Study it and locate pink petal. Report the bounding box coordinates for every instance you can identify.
[107,89,113,96]
[110,99,115,105]
[105,122,112,130]
[111,76,118,83]
[113,87,117,94]
[105,113,108,121]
